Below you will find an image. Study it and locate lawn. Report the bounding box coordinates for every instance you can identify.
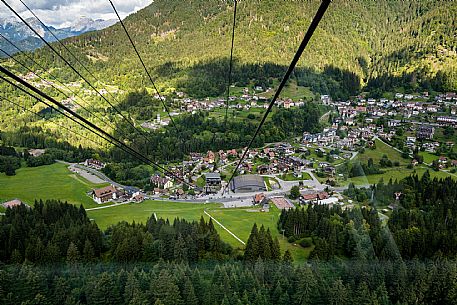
[0,163,109,208]
[87,200,311,263]
[345,166,456,186]
[419,151,440,164]
[357,139,407,165]
[279,172,312,181]
[206,205,312,262]
[87,200,222,230]
[259,79,314,101]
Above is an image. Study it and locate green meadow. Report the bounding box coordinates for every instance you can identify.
[345,166,456,186]
[0,162,108,208]
[357,139,407,165]
[88,201,311,262]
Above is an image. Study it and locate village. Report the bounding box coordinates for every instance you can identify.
[80,89,457,214]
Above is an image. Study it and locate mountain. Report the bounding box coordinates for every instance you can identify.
[2,0,456,99]
[0,16,116,56]
[15,0,452,98]
[62,17,117,33]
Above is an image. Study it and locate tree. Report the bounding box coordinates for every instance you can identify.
[282,250,293,264]
[182,279,198,305]
[66,242,80,264]
[244,224,259,261]
[444,126,454,138]
[290,186,300,200]
[329,279,349,305]
[4,163,16,176]
[83,240,95,261]
[150,270,183,305]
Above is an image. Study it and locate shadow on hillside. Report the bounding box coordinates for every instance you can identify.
[154,57,361,100]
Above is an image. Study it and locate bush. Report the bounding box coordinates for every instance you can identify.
[287,236,297,243]
[299,238,312,248]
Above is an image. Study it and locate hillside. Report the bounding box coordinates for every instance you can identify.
[4,0,454,98]
[0,0,456,156]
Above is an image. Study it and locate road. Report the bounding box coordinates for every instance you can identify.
[58,160,128,189]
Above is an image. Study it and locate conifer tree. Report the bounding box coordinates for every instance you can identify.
[66,242,80,264]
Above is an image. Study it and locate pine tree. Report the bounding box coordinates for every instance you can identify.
[182,278,198,305]
[149,270,183,305]
[53,276,70,305]
[83,239,95,262]
[329,279,349,305]
[10,249,22,264]
[124,273,141,304]
[66,242,80,264]
[87,272,123,305]
[244,224,259,261]
[271,237,281,261]
[282,250,293,264]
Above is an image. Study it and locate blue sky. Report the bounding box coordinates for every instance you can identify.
[0,0,153,27]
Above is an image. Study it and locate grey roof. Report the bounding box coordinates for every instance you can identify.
[230,174,266,191]
[204,172,221,179]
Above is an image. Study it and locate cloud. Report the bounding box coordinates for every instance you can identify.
[0,0,153,27]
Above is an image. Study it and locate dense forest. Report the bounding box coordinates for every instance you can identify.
[2,176,457,303]
[2,257,457,304]
[279,173,457,260]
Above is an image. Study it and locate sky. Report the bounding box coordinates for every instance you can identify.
[0,0,154,28]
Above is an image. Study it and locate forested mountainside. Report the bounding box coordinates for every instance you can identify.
[8,0,456,98]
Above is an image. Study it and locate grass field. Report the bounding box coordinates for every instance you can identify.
[280,172,312,181]
[206,206,312,261]
[419,151,440,164]
[345,166,456,185]
[87,200,311,262]
[87,200,222,229]
[357,139,407,165]
[0,163,108,208]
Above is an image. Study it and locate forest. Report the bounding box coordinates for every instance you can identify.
[0,197,457,305]
[279,173,457,260]
[1,253,457,304]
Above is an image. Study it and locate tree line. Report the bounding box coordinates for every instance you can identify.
[280,172,457,260]
[1,258,457,305]
[0,200,232,265]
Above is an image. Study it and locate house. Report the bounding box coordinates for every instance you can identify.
[317,197,340,205]
[84,159,105,170]
[204,172,222,194]
[154,188,168,195]
[92,185,118,204]
[438,156,448,164]
[2,199,29,209]
[206,151,216,163]
[417,125,435,140]
[257,165,269,174]
[299,192,329,204]
[175,189,185,198]
[437,116,457,126]
[131,192,145,202]
[150,175,173,189]
[28,149,46,157]
[254,193,267,205]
